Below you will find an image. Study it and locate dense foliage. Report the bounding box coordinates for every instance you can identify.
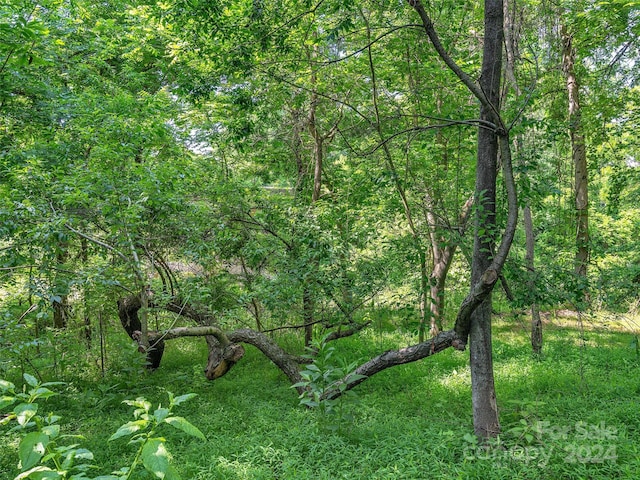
[1,0,639,476]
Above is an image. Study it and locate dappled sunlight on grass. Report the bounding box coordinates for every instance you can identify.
[437,365,471,391]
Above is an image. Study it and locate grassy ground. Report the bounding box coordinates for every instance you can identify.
[1,312,639,479]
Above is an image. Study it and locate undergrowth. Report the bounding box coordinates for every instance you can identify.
[1,315,639,479]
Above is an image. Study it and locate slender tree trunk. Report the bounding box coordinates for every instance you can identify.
[363,12,430,342]
[469,0,504,439]
[52,294,69,329]
[418,250,430,341]
[561,25,589,282]
[81,237,92,346]
[52,243,69,329]
[409,0,515,438]
[524,205,542,355]
[303,287,314,346]
[304,45,322,347]
[428,262,447,336]
[425,195,474,338]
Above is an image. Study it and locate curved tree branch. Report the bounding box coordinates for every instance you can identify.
[323,330,457,400]
[407,0,488,109]
[228,329,305,392]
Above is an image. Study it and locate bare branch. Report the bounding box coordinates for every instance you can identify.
[323,330,457,400]
[149,325,231,347]
[319,24,423,65]
[64,223,129,262]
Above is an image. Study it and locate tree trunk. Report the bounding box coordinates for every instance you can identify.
[428,263,447,337]
[52,296,69,329]
[117,294,165,369]
[468,0,504,439]
[303,286,314,347]
[323,330,457,400]
[425,194,474,338]
[52,243,69,329]
[409,0,513,439]
[204,335,246,380]
[363,13,429,343]
[304,43,322,347]
[561,25,589,283]
[81,237,91,346]
[524,205,543,355]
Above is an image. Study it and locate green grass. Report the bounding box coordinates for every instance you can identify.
[1,313,639,479]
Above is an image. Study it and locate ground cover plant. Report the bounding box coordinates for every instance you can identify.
[1,311,639,479]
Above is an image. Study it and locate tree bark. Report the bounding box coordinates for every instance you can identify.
[524,205,543,355]
[148,324,305,391]
[52,243,69,329]
[561,25,589,283]
[117,294,165,369]
[408,1,517,350]
[425,194,474,338]
[467,0,504,439]
[203,335,246,380]
[323,330,456,400]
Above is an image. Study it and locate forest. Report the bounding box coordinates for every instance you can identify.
[1,0,639,478]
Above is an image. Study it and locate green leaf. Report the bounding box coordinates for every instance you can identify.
[0,379,15,392]
[45,415,61,425]
[0,395,16,410]
[154,407,170,423]
[72,447,94,460]
[300,398,319,408]
[41,425,60,438]
[15,403,38,426]
[345,373,367,385]
[141,438,171,479]
[170,393,197,406]
[30,388,57,401]
[164,465,181,480]
[23,373,39,388]
[123,398,152,412]
[108,420,149,441]
[40,382,65,388]
[14,465,59,479]
[164,416,206,440]
[19,431,49,470]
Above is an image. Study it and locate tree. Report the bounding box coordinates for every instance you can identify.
[561,23,589,285]
[7,0,640,447]
[407,0,516,438]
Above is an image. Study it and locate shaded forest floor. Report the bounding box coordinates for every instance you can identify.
[1,311,640,479]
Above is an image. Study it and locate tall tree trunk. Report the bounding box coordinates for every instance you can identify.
[52,242,69,329]
[524,205,543,355]
[409,0,516,434]
[302,286,314,347]
[304,44,322,347]
[81,237,92,346]
[469,0,504,439]
[561,25,589,283]
[409,0,512,439]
